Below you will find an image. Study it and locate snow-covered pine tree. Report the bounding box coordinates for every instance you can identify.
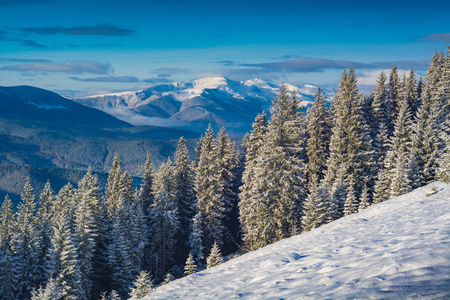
[194,124,226,254]
[106,153,124,217]
[140,153,155,216]
[129,270,153,299]
[206,241,223,268]
[238,111,268,250]
[48,211,82,300]
[323,68,372,217]
[247,87,307,248]
[73,172,97,299]
[188,212,204,264]
[216,127,240,252]
[384,83,415,197]
[305,86,331,183]
[173,137,196,265]
[358,183,370,211]
[410,52,443,186]
[34,181,54,287]
[386,65,402,135]
[184,252,197,275]
[403,68,420,118]
[52,182,76,232]
[370,71,390,170]
[149,159,179,279]
[13,178,40,299]
[301,176,328,232]
[31,277,62,300]
[0,195,16,300]
[372,168,389,204]
[343,177,358,216]
[161,273,175,285]
[108,290,122,300]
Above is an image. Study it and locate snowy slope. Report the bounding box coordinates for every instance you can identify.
[142,182,450,299]
[73,77,334,135]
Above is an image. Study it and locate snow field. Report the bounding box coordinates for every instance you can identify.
[142,182,450,299]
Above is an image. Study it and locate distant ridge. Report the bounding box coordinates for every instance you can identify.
[74,77,335,136]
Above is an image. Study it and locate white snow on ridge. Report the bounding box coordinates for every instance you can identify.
[142,182,450,300]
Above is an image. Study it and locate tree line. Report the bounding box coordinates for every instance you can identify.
[0,47,449,299]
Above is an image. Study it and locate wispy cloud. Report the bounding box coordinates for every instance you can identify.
[0,57,51,63]
[418,32,450,42]
[0,30,45,48]
[214,60,236,66]
[69,75,139,83]
[16,24,134,36]
[2,61,113,74]
[241,58,371,73]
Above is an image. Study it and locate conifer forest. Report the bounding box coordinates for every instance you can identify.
[0,47,449,300]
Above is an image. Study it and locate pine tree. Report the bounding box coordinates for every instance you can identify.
[206,241,223,268]
[305,86,331,182]
[386,65,402,134]
[73,172,97,299]
[358,183,371,211]
[173,137,196,265]
[140,153,155,216]
[14,178,40,299]
[323,68,372,217]
[240,87,306,249]
[343,177,358,216]
[301,177,328,232]
[35,182,54,287]
[53,182,76,232]
[238,111,268,250]
[106,153,124,217]
[194,124,226,253]
[161,273,175,285]
[48,212,82,300]
[216,127,240,252]
[0,195,16,300]
[129,271,153,299]
[108,290,122,300]
[384,92,415,197]
[31,277,62,300]
[372,169,389,204]
[188,213,204,264]
[184,252,197,275]
[149,159,179,279]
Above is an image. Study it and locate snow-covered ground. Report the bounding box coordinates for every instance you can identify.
[142,182,450,299]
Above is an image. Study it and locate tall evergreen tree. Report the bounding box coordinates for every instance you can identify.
[34,181,54,287]
[148,159,179,280]
[30,277,61,300]
[106,154,124,217]
[173,137,196,265]
[194,124,226,254]
[305,87,331,182]
[48,212,82,300]
[0,195,16,300]
[386,65,402,134]
[14,178,39,299]
[188,213,204,264]
[301,177,328,232]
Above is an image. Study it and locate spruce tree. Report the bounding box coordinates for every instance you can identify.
[358,183,371,211]
[48,212,82,300]
[129,271,153,299]
[206,241,223,268]
[343,177,358,216]
[14,178,39,299]
[31,277,62,300]
[106,154,124,217]
[194,124,226,254]
[0,195,16,300]
[301,177,328,232]
[305,86,331,182]
[173,137,196,265]
[188,213,204,264]
[148,159,179,280]
[184,252,197,275]
[386,65,402,134]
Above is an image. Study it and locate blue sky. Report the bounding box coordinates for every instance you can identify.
[0,0,449,96]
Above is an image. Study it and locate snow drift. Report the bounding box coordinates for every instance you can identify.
[142,182,450,299]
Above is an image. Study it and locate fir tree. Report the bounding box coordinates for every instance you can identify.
[108,290,121,300]
[194,124,226,253]
[343,177,358,216]
[48,212,82,300]
[173,137,196,265]
[140,153,155,216]
[386,65,402,134]
[305,86,331,182]
[372,169,389,204]
[129,271,153,299]
[184,252,197,275]
[238,111,268,250]
[206,241,223,268]
[358,183,371,211]
[148,159,180,279]
[188,213,204,264]
[0,195,16,300]
[31,277,62,300]
[14,178,39,299]
[106,154,124,217]
[301,177,328,232]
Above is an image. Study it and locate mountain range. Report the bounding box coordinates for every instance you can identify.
[74,77,334,136]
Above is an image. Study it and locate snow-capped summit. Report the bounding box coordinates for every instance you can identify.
[73,77,334,136]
